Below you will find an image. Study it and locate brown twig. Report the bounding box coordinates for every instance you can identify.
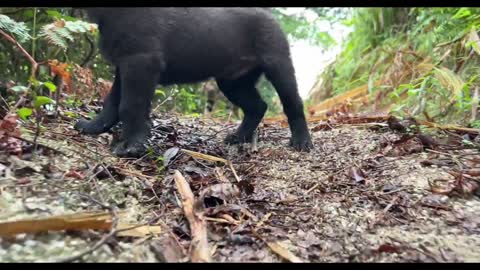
[173,170,211,262]
[305,183,321,194]
[0,29,38,78]
[228,161,241,183]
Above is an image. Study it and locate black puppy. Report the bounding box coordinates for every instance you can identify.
[76,8,313,157]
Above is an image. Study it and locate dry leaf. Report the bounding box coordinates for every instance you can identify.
[54,19,66,28]
[116,224,162,238]
[348,167,367,184]
[150,234,186,262]
[377,244,401,254]
[213,167,230,183]
[65,170,85,180]
[163,147,180,167]
[198,183,241,207]
[265,241,303,263]
[429,179,455,194]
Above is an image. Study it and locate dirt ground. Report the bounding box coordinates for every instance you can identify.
[1,111,480,262]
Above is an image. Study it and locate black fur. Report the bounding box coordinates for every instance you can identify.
[75,7,313,157]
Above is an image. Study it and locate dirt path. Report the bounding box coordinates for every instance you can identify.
[1,113,479,262]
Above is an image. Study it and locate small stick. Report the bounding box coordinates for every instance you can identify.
[305,183,320,194]
[181,149,228,164]
[228,161,241,183]
[173,170,210,262]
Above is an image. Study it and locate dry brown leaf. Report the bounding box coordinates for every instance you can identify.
[348,167,367,184]
[377,244,402,254]
[429,179,455,195]
[150,234,187,262]
[54,19,66,28]
[251,229,303,262]
[198,183,240,206]
[116,224,162,238]
[255,212,273,228]
[213,167,230,183]
[265,241,303,263]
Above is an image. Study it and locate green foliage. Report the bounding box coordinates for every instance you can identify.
[317,7,480,126]
[42,81,57,92]
[152,84,204,115]
[257,76,282,117]
[272,8,337,48]
[17,107,33,120]
[472,120,480,129]
[39,20,97,50]
[0,14,31,42]
[10,85,29,93]
[34,95,54,109]
[0,8,102,84]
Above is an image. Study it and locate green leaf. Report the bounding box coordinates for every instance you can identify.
[468,26,480,55]
[155,89,166,97]
[43,82,57,92]
[29,77,41,88]
[63,111,77,118]
[46,10,63,19]
[10,85,29,93]
[452,8,471,20]
[0,14,31,42]
[17,107,33,120]
[34,96,55,109]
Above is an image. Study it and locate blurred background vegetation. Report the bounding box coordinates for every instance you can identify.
[1,7,479,128]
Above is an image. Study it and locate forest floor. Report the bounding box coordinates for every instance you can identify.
[1,106,480,262]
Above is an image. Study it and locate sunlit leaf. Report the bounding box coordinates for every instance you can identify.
[10,85,29,93]
[34,96,55,109]
[43,82,57,93]
[17,107,33,120]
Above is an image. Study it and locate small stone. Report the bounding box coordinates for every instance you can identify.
[24,240,36,247]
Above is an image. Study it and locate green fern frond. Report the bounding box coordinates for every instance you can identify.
[55,27,74,42]
[39,19,97,50]
[64,21,95,33]
[39,24,68,49]
[0,14,31,43]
